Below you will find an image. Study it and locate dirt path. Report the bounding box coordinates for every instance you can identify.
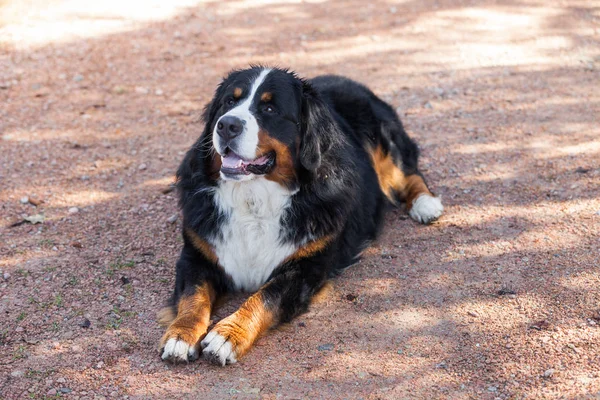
[1,0,599,399]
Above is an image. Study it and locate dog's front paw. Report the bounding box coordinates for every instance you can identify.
[200,325,240,366]
[161,337,199,363]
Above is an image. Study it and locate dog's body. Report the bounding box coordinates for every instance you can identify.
[159,67,443,365]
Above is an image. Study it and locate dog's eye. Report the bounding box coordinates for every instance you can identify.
[226,98,236,106]
[264,105,275,113]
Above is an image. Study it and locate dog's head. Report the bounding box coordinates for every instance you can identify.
[199,66,337,187]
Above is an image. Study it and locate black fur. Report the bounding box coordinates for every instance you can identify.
[163,66,433,360]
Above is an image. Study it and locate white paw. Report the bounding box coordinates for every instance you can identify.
[200,331,237,366]
[161,338,199,363]
[409,194,443,224]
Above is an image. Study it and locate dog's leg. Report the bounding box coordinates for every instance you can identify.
[159,281,216,362]
[159,237,221,363]
[201,261,327,366]
[370,142,443,224]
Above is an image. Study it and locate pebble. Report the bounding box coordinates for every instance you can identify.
[317,343,334,351]
[155,89,164,96]
[3,272,10,280]
[10,370,24,378]
[60,388,72,393]
[138,163,147,170]
[20,196,29,204]
[57,377,66,384]
[73,74,84,82]
[167,214,178,224]
[72,345,83,353]
[543,369,554,378]
[488,386,497,392]
[135,87,149,95]
[47,389,57,396]
[68,207,79,214]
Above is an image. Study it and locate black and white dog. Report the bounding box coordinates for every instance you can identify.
[158,66,443,365]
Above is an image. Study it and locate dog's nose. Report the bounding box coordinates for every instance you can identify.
[216,116,244,141]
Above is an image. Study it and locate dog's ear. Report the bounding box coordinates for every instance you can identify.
[300,81,337,172]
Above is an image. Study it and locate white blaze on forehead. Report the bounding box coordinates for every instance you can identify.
[214,68,272,160]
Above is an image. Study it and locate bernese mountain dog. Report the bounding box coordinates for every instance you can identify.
[158,66,443,365]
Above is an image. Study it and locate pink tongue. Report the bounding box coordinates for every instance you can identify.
[222,153,244,169]
[221,152,270,169]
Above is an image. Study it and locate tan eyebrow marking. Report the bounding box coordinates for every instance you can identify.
[233,87,243,98]
[261,92,272,102]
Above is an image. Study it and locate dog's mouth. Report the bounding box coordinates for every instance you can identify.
[220,148,276,176]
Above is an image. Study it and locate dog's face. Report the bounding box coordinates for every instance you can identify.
[205,67,303,185]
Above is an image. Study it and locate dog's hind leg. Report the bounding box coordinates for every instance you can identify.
[369,122,443,224]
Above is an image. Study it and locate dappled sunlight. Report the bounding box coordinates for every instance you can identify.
[558,271,600,293]
[0,0,215,49]
[2,0,599,398]
[54,190,119,208]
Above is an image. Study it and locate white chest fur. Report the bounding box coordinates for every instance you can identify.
[212,179,297,292]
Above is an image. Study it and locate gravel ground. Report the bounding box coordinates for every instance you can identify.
[1,0,599,399]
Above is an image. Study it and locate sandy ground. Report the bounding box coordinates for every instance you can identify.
[1,0,600,399]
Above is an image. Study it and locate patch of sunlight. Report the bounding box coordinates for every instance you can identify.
[409,6,576,69]
[0,0,213,49]
[558,271,600,292]
[2,128,127,143]
[141,176,176,188]
[453,142,515,154]
[216,0,328,16]
[56,190,118,208]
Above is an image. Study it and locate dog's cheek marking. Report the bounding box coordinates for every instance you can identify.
[185,228,218,264]
[201,291,274,365]
[208,153,222,181]
[159,282,215,361]
[284,234,334,263]
[257,130,297,187]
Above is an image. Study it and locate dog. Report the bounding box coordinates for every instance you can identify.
[158,66,443,365]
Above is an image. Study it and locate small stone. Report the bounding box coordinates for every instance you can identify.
[121,276,130,285]
[424,101,433,109]
[15,326,24,332]
[317,343,334,351]
[68,207,79,214]
[60,388,72,394]
[96,361,104,369]
[47,389,57,396]
[487,386,497,392]
[72,345,83,353]
[543,369,554,378]
[467,311,479,318]
[135,86,149,95]
[112,85,127,94]
[10,370,24,378]
[155,89,164,96]
[3,272,10,280]
[73,74,84,82]
[79,318,91,329]
[20,196,29,204]
[138,163,147,170]
[167,214,178,224]
[28,196,44,206]
[57,377,66,384]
